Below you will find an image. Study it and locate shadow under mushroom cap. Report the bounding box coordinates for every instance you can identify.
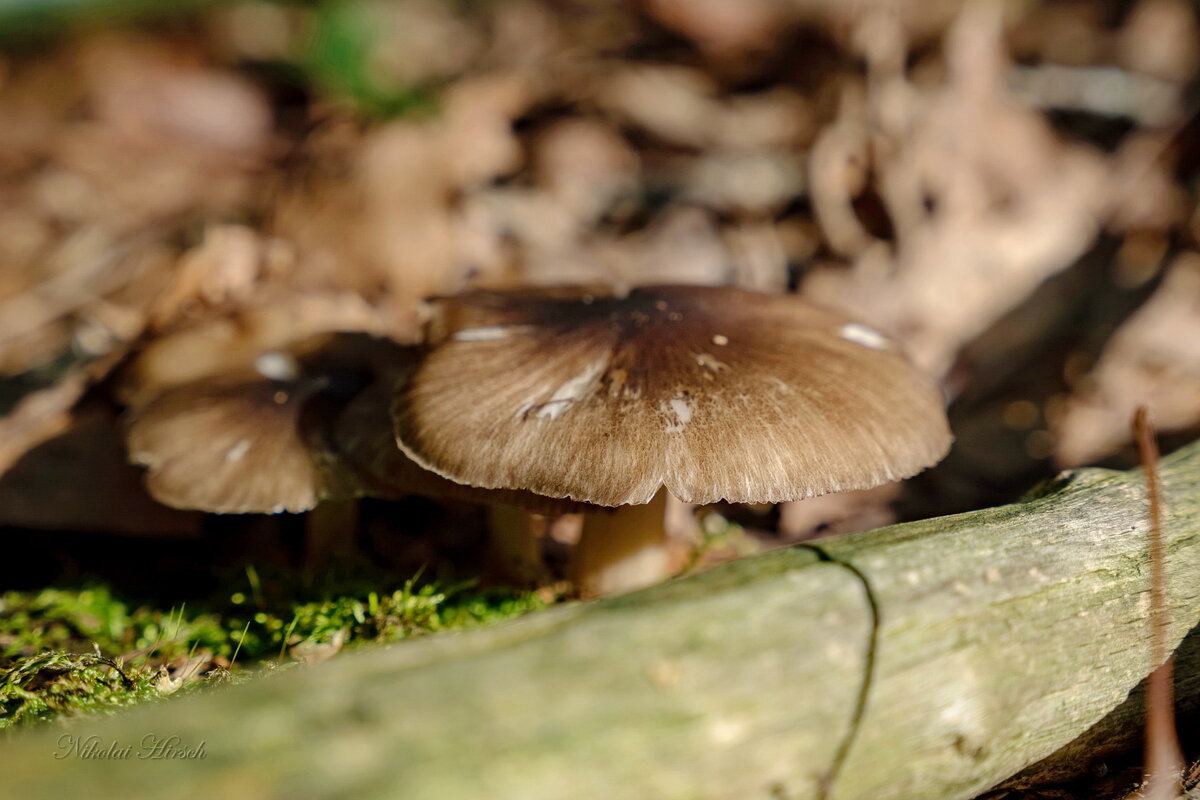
[393,284,954,507]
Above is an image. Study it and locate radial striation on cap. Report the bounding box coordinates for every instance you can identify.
[333,382,586,515]
[393,285,953,507]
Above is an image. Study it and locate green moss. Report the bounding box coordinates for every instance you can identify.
[0,574,549,731]
[0,651,162,729]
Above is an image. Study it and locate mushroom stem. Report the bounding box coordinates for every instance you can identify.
[571,489,682,597]
[302,498,360,580]
[485,505,550,584]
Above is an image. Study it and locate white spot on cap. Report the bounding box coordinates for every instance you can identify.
[839,323,889,350]
[530,356,609,420]
[255,352,299,381]
[663,394,693,433]
[225,439,251,464]
[712,334,729,346]
[531,399,570,420]
[695,353,729,372]
[452,325,530,342]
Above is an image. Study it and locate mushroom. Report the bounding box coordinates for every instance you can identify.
[121,333,581,579]
[121,334,379,515]
[392,284,953,595]
[124,374,352,515]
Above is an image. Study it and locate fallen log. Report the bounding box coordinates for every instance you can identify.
[4,441,1200,800]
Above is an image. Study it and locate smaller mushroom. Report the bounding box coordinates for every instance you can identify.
[124,374,352,515]
[121,333,582,581]
[392,284,953,595]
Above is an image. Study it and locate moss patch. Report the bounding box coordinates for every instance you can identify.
[0,572,551,731]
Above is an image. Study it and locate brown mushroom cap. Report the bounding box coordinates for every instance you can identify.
[393,284,952,506]
[333,382,586,516]
[125,377,354,514]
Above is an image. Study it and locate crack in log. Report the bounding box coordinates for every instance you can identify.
[799,544,881,800]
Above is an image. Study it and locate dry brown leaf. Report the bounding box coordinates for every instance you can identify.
[290,628,348,666]
[121,293,391,405]
[1055,253,1200,466]
[80,34,271,158]
[1116,0,1200,83]
[779,483,901,541]
[149,224,275,329]
[643,0,786,59]
[156,652,214,695]
[0,371,89,477]
[805,5,1109,376]
[532,118,638,226]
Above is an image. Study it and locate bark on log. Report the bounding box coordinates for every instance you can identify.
[4,442,1200,800]
[995,621,1200,794]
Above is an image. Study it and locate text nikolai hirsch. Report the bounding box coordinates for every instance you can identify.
[54,734,206,760]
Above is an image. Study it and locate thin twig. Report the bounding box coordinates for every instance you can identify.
[1132,406,1184,799]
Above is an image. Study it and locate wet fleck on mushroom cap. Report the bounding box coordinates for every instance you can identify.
[393,284,953,507]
